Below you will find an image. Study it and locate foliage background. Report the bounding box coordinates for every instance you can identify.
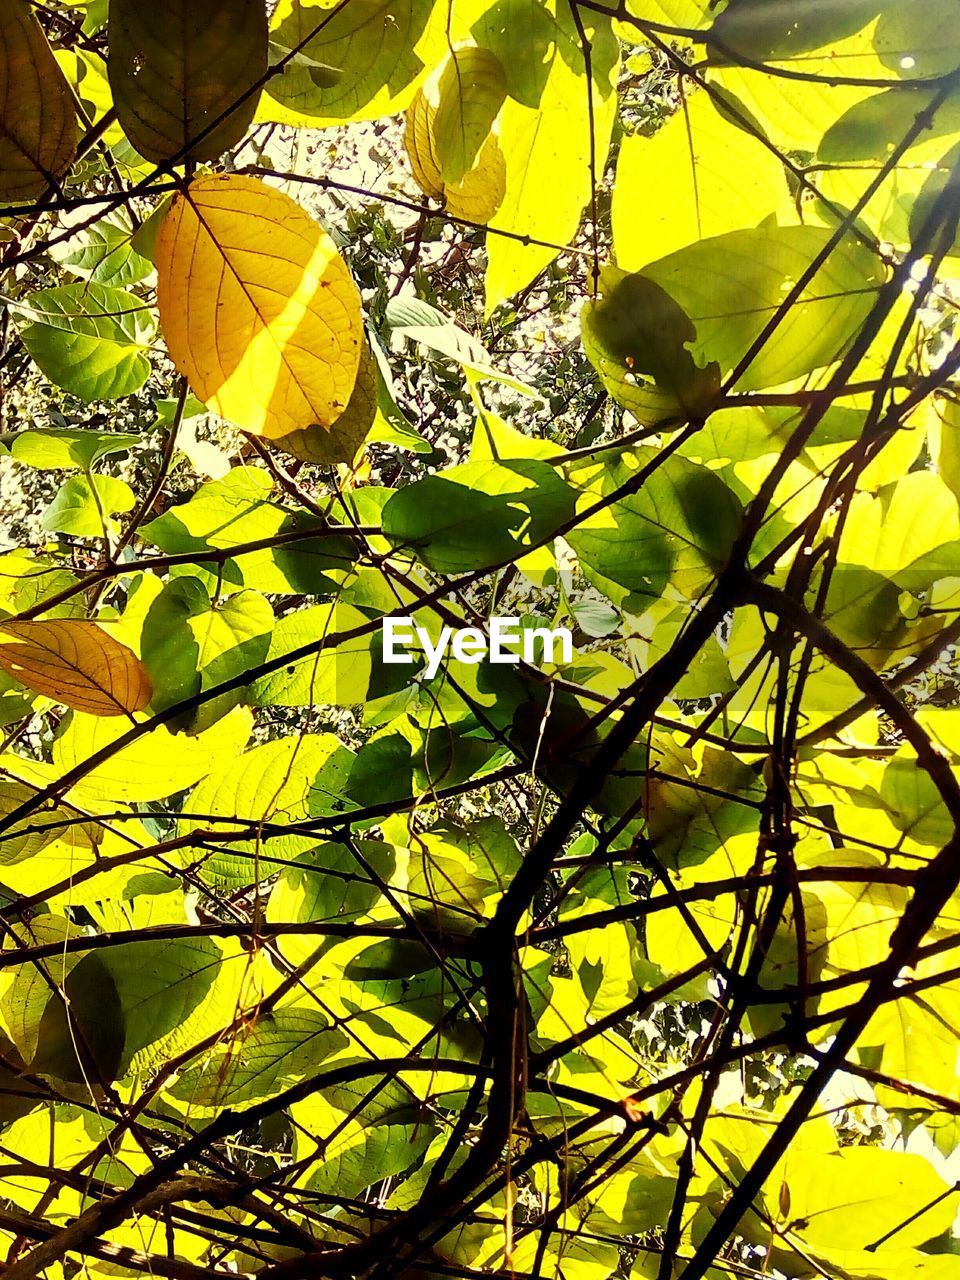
[1,2,960,1280]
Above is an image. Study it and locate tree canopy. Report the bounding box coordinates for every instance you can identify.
[0,2,959,1279]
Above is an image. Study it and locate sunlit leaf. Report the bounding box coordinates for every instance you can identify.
[14,283,155,401]
[0,619,151,717]
[156,174,365,439]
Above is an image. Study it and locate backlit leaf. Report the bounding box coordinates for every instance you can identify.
[263,0,438,124]
[433,46,507,185]
[156,174,365,439]
[382,457,577,574]
[0,619,151,717]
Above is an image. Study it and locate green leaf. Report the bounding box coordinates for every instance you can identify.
[706,0,881,63]
[481,3,620,309]
[582,266,722,424]
[564,447,742,606]
[141,579,274,729]
[263,0,439,123]
[396,317,538,397]
[96,935,224,1075]
[180,733,352,885]
[167,1009,345,1110]
[819,86,960,164]
[251,603,375,708]
[41,473,135,538]
[266,839,397,966]
[10,428,141,471]
[142,467,356,595]
[570,598,620,638]
[15,283,155,401]
[433,46,507,184]
[50,211,153,288]
[382,457,577,574]
[640,225,885,392]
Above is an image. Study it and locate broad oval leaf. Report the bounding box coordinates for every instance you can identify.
[0,0,77,200]
[564,448,743,606]
[612,91,789,270]
[14,283,155,401]
[108,0,268,163]
[273,336,378,465]
[0,619,152,717]
[582,266,722,424]
[640,225,886,392]
[482,4,620,310]
[50,211,153,288]
[706,0,881,63]
[10,428,142,472]
[404,77,506,224]
[156,174,365,438]
[264,0,437,124]
[433,47,507,185]
[382,458,577,574]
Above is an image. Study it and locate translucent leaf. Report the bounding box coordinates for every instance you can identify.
[263,0,439,124]
[155,174,364,439]
[482,4,620,309]
[613,91,789,269]
[382,457,577,574]
[180,733,351,885]
[167,1009,345,1111]
[96,935,225,1076]
[404,65,507,224]
[640,225,885,392]
[251,602,374,708]
[707,0,882,64]
[14,283,155,402]
[142,467,356,596]
[564,447,742,606]
[53,705,253,805]
[0,619,151,717]
[141,578,273,730]
[582,267,722,424]
[433,46,507,184]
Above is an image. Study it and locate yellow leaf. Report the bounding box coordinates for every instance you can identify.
[433,47,507,185]
[260,0,459,127]
[273,336,378,465]
[483,8,619,311]
[613,91,789,269]
[155,174,364,439]
[0,0,77,201]
[107,0,267,164]
[404,55,507,225]
[54,705,253,805]
[0,619,152,717]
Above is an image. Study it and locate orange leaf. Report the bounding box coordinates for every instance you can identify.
[0,619,152,717]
